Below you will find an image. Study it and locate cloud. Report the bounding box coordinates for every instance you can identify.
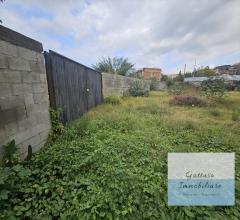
[0,0,239,73]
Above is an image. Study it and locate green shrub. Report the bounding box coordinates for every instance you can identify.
[0,140,32,219]
[0,165,31,219]
[166,78,174,87]
[168,83,185,95]
[2,140,19,167]
[201,79,225,98]
[48,108,64,142]
[128,81,149,97]
[105,96,121,105]
[149,77,158,91]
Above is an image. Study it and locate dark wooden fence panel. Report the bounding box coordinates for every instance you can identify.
[44,50,103,124]
[87,69,102,110]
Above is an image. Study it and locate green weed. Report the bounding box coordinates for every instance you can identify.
[1,91,240,219]
[105,96,121,105]
[210,109,221,117]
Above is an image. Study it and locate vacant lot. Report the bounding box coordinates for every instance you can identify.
[2,92,240,219]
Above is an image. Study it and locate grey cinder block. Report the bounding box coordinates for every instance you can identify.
[33,92,49,104]
[0,108,18,126]
[26,102,49,116]
[0,69,21,83]
[5,121,19,136]
[0,40,18,57]
[0,30,50,160]
[24,94,34,106]
[0,55,8,69]
[32,83,48,93]
[40,74,47,83]
[0,127,7,146]
[29,60,45,73]
[12,83,32,95]
[0,95,25,110]
[18,117,38,132]
[8,57,31,71]
[17,47,38,61]
[22,71,41,83]
[0,83,11,96]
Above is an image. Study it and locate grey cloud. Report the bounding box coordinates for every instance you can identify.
[1,0,239,73]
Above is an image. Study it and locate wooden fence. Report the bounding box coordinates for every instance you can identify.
[44,50,103,124]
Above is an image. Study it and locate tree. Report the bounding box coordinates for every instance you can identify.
[184,72,193,77]
[184,66,217,78]
[92,56,134,76]
[175,71,184,82]
[161,74,170,82]
[193,66,216,77]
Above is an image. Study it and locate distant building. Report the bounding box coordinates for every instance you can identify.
[135,68,162,81]
[214,63,240,75]
[184,74,240,87]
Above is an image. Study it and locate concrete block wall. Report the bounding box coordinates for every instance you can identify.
[151,81,167,91]
[102,72,151,97]
[0,26,51,159]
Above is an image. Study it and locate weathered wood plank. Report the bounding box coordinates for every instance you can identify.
[44,50,103,124]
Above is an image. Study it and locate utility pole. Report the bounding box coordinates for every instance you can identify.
[184,64,186,74]
[193,59,197,77]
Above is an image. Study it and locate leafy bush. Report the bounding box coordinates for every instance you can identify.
[170,95,206,107]
[105,96,121,105]
[149,77,158,90]
[201,79,225,98]
[0,140,32,219]
[48,108,64,142]
[129,81,149,97]
[2,140,19,166]
[168,83,185,95]
[165,78,174,87]
[0,165,31,219]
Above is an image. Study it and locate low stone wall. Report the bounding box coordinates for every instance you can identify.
[151,81,167,91]
[0,26,51,159]
[102,72,150,97]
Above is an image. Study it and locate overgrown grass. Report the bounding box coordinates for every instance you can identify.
[104,96,121,105]
[1,91,240,219]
